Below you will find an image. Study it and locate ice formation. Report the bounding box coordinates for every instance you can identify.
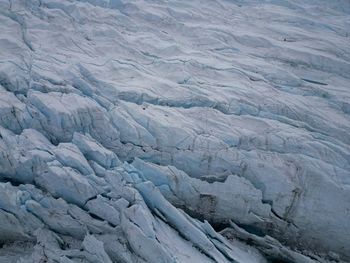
[0,0,349,262]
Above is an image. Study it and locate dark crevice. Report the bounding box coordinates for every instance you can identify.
[87,212,105,223]
[210,221,230,232]
[0,177,26,186]
[268,258,294,263]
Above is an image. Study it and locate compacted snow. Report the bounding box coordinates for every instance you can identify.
[0,0,349,262]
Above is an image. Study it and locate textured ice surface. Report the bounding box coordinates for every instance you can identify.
[0,0,349,262]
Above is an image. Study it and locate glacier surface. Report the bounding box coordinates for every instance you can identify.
[0,0,349,262]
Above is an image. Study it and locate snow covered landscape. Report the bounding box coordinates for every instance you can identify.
[0,0,349,262]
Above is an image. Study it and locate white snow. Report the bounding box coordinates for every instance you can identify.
[0,0,349,262]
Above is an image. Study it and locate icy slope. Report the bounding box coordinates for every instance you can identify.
[0,0,350,262]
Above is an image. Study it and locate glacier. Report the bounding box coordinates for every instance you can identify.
[0,0,349,262]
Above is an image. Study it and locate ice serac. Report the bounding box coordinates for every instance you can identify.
[0,128,266,263]
[0,0,349,262]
